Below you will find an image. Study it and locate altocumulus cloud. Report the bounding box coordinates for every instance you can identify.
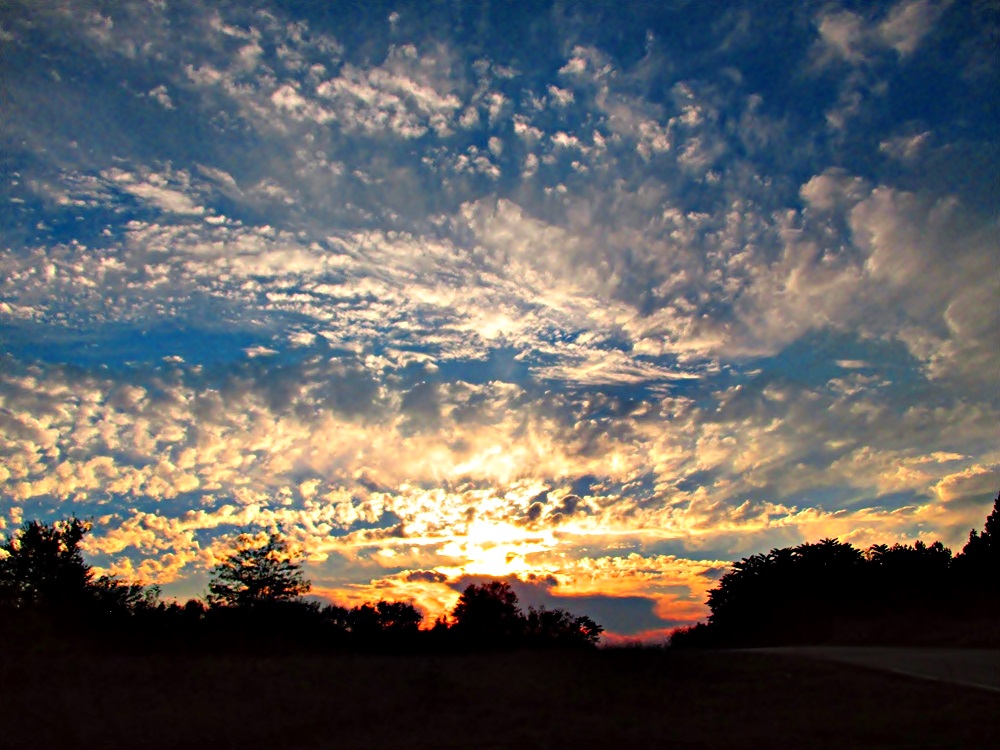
[1,0,997,637]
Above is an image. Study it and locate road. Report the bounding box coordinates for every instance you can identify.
[754,647,1000,692]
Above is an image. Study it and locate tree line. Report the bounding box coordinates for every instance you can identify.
[0,522,602,653]
[4,494,994,652]
[671,493,999,648]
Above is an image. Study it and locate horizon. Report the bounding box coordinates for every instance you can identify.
[1,0,997,639]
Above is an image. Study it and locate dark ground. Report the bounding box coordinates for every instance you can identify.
[2,646,997,750]
[753,647,1000,692]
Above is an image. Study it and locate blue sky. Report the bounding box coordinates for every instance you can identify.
[1,0,997,637]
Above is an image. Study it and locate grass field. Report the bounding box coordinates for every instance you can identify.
[2,646,997,749]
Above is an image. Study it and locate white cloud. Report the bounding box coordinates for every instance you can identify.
[547,85,574,106]
[816,11,868,64]
[879,0,947,57]
[147,84,174,109]
[849,188,999,384]
[879,131,931,162]
[244,345,278,358]
[815,0,946,66]
[800,169,870,212]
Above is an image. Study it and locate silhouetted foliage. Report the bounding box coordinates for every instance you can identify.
[524,606,604,648]
[699,538,870,646]
[667,622,713,649]
[7,499,997,655]
[364,600,423,635]
[447,580,604,650]
[0,515,609,655]
[450,580,525,646]
[954,493,999,580]
[0,518,94,610]
[0,517,167,652]
[206,531,310,609]
[338,600,424,647]
[671,493,1000,649]
[91,575,161,617]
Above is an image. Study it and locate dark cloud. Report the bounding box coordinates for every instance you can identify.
[399,380,443,431]
[403,570,448,583]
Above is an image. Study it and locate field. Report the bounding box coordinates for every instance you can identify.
[2,646,997,749]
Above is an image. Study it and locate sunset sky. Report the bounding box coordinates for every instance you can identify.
[2,0,997,639]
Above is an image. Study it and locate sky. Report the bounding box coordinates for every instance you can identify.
[1,0,997,639]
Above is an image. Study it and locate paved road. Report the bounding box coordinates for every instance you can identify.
[754,647,1000,692]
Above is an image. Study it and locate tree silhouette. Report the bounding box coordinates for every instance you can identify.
[91,575,161,617]
[524,606,604,648]
[953,492,1000,608]
[450,581,525,645]
[673,498,1000,649]
[1,515,617,654]
[344,600,423,639]
[0,518,94,610]
[447,581,605,649]
[207,531,310,608]
[368,600,423,634]
[956,492,998,568]
[864,540,952,609]
[695,536,961,646]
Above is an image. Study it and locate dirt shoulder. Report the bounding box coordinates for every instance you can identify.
[751,647,1000,692]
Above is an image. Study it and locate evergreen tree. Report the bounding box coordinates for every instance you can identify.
[953,492,999,600]
[958,492,998,564]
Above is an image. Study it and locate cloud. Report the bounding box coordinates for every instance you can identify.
[800,168,870,212]
[934,465,999,506]
[878,0,948,57]
[879,131,932,162]
[849,188,999,386]
[814,1,946,66]
[113,181,204,216]
[404,570,448,583]
[816,11,870,65]
[1,0,995,634]
[147,84,175,109]
[810,1,949,131]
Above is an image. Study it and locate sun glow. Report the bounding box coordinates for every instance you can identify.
[437,520,558,576]
[450,445,525,483]
[464,519,532,547]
